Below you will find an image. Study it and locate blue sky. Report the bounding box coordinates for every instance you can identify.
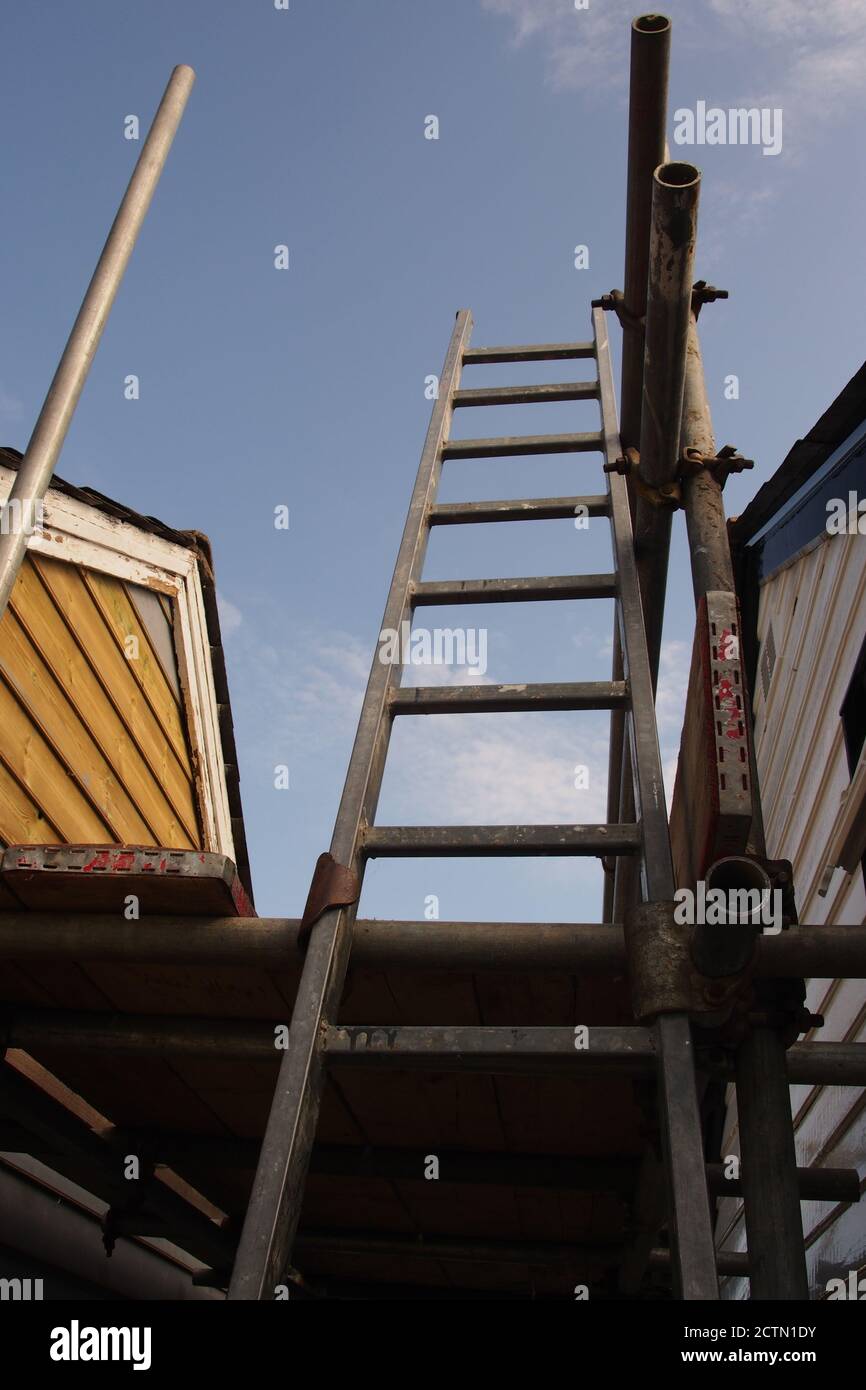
[3,1,865,923]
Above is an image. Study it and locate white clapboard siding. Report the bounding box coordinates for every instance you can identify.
[719,525,866,1299]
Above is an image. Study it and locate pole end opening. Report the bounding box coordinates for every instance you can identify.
[633,14,671,35]
[655,161,700,189]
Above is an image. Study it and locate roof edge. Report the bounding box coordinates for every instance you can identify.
[730,360,866,546]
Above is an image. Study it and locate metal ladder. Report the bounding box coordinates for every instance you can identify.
[228,305,720,1300]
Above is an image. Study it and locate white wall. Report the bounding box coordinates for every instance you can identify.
[717,524,866,1298]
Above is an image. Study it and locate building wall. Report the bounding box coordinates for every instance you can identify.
[0,461,236,860]
[0,554,201,849]
[717,523,866,1298]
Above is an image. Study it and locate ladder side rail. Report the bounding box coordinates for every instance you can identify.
[227,310,474,1300]
[594,306,719,1301]
[594,307,673,902]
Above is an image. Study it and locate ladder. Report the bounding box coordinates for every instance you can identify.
[228,305,720,1300]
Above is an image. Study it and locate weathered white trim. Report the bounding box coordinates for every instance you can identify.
[173,563,235,856]
[0,465,234,858]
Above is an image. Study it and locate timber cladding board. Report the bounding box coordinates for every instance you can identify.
[0,554,200,850]
[0,458,237,863]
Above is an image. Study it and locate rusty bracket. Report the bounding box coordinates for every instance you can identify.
[624,900,761,1030]
[604,446,682,509]
[686,856,811,1045]
[591,289,645,334]
[624,902,698,1022]
[297,851,361,952]
[679,443,754,489]
[603,446,639,477]
[739,856,808,1047]
[691,279,729,319]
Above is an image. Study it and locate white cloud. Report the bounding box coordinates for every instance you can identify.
[383,708,609,825]
[226,619,370,773]
[216,592,242,637]
[705,0,866,132]
[275,633,369,732]
[655,637,691,803]
[229,603,673,836]
[656,638,691,738]
[480,0,626,92]
[707,0,866,48]
[482,0,866,141]
[0,387,24,425]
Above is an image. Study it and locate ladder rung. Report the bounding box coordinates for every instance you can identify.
[412,574,617,605]
[390,681,628,715]
[442,431,603,459]
[362,824,641,857]
[462,342,596,364]
[452,381,599,407]
[323,1025,654,1074]
[429,495,609,525]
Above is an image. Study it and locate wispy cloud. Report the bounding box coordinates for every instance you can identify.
[230,605,684,841]
[480,0,626,93]
[226,618,370,774]
[0,386,24,427]
[481,1,866,145]
[706,0,866,140]
[237,618,609,823]
[216,592,242,637]
[384,708,609,825]
[656,637,692,803]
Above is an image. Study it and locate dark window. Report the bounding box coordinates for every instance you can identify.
[759,624,777,702]
[840,631,866,889]
[841,631,866,775]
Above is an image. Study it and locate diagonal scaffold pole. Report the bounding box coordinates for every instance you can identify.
[0,64,195,620]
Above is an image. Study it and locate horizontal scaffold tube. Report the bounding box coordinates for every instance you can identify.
[4,1009,866,1085]
[0,914,864,977]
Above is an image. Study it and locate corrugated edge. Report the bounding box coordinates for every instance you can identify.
[0,447,255,908]
[730,359,866,547]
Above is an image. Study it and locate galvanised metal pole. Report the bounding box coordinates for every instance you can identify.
[736,1030,810,1298]
[680,308,809,1299]
[613,160,699,926]
[596,306,719,1299]
[634,161,700,674]
[620,14,672,454]
[0,913,862,975]
[604,12,671,923]
[0,64,195,619]
[681,312,735,595]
